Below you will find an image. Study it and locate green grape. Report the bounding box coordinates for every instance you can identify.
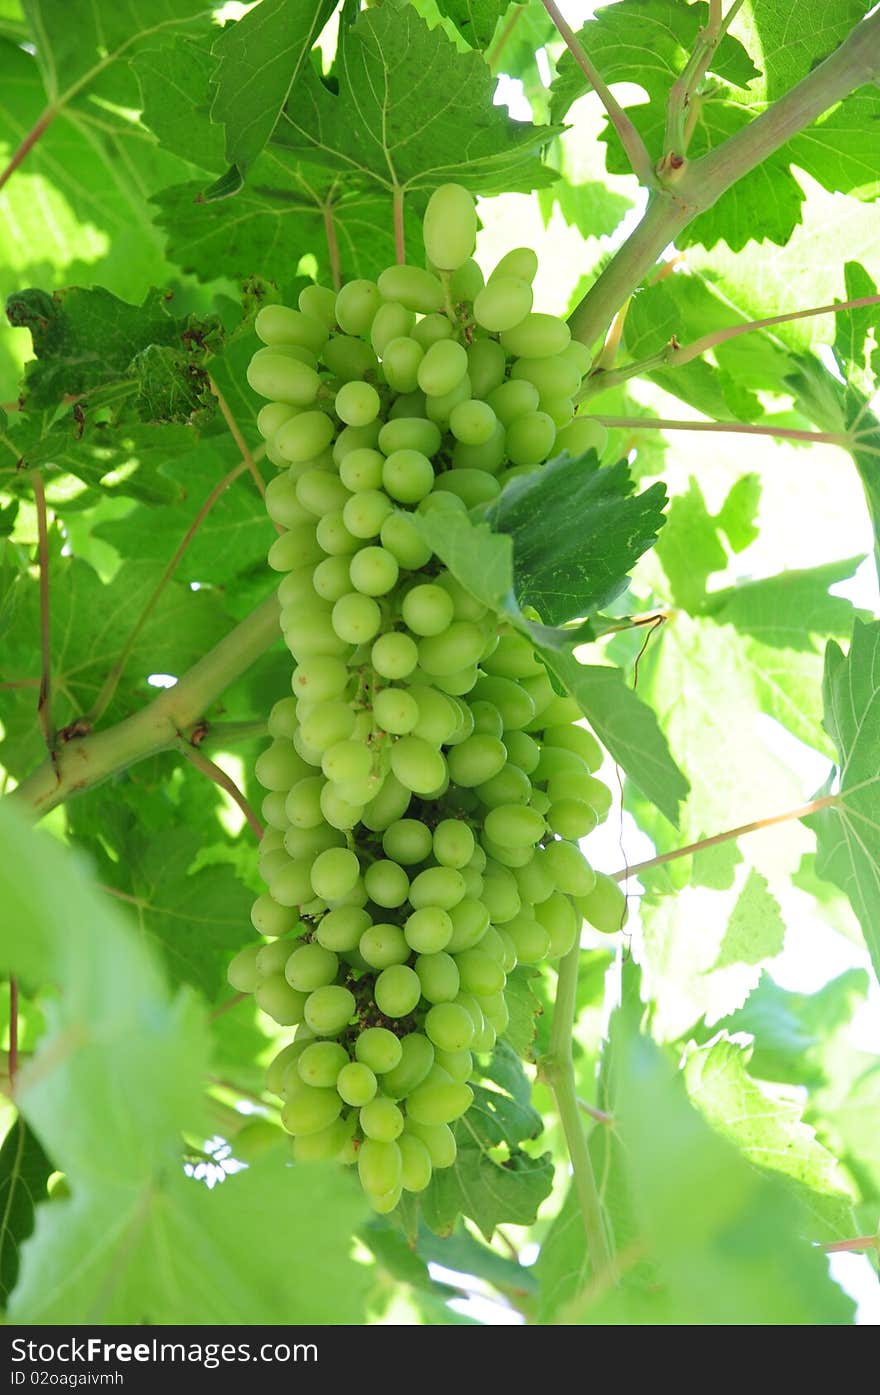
[381,1033,434,1098]
[433,1047,473,1084]
[258,401,299,438]
[555,416,607,457]
[543,839,596,896]
[370,301,416,355]
[398,1133,433,1192]
[486,378,539,427]
[255,739,308,791]
[304,984,356,1035]
[299,700,355,753]
[414,951,460,1004]
[543,722,603,769]
[295,469,348,517]
[285,776,325,829]
[507,914,553,963]
[266,1040,310,1097]
[255,974,309,1025]
[434,469,500,508]
[446,734,507,787]
[374,963,422,1017]
[382,817,433,865]
[269,859,313,908]
[547,798,598,839]
[227,944,261,993]
[484,803,545,847]
[282,1083,343,1137]
[451,422,506,473]
[410,685,459,744]
[538,394,574,429]
[404,906,453,954]
[449,257,484,301]
[365,1182,402,1215]
[473,276,533,332]
[359,922,410,969]
[313,510,359,559]
[260,848,291,884]
[297,1041,349,1089]
[489,247,538,284]
[255,304,328,353]
[261,791,291,831]
[355,1027,403,1074]
[335,380,381,427]
[480,835,533,870]
[291,1114,354,1162]
[466,338,507,397]
[285,942,339,991]
[433,818,475,869]
[335,278,382,335]
[511,354,581,401]
[577,871,628,933]
[422,183,477,270]
[437,573,488,624]
[390,735,447,795]
[357,1137,402,1196]
[378,416,441,458]
[502,729,541,774]
[379,512,433,569]
[409,866,466,911]
[339,447,384,492]
[324,335,379,383]
[316,905,371,952]
[500,313,571,358]
[336,1061,377,1107]
[265,474,310,529]
[506,410,557,466]
[471,675,536,729]
[364,857,410,907]
[321,739,372,786]
[523,693,582,730]
[536,890,580,957]
[404,1119,456,1168]
[342,489,394,540]
[417,339,468,397]
[373,686,419,735]
[284,825,343,861]
[406,1080,473,1127]
[454,948,506,996]
[448,399,497,445]
[402,583,455,636]
[267,525,323,573]
[278,566,319,607]
[333,421,382,463]
[298,283,338,328]
[320,785,365,832]
[310,847,360,901]
[481,867,521,923]
[361,774,411,832]
[447,897,490,952]
[377,264,444,314]
[424,1002,474,1052]
[476,763,532,808]
[418,622,486,676]
[275,409,335,463]
[251,894,299,938]
[332,592,382,644]
[514,854,555,906]
[411,314,454,350]
[490,926,518,974]
[424,376,471,426]
[382,448,435,504]
[312,554,352,602]
[291,656,349,703]
[381,335,424,393]
[360,1095,404,1142]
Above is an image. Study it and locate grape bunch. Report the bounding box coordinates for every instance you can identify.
[227,184,626,1213]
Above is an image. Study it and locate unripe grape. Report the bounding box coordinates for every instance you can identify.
[417,339,469,397]
[335,279,382,335]
[473,276,532,332]
[227,944,261,993]
[355,1027,403,1075]
[377,264,444,313]
[577,871,629,933]
[304,984,355,1035]
[374,964,422,1017]
[422,183,477,270]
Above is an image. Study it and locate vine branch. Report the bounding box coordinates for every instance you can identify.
[178,741,264,839]
[322,200,342,291]
[10,593,282,821]
[31,471,54,753]
[610,793,839,883]
[540,945,614,1281]
[662,0,745,164]
[568,9,880,348]
[393,186,406,265]
[540,0,656,188]
[592,416,856,450]
[209,379,267,503]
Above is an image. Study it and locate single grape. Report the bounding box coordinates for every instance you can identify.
[382,817,433,865]
[433,819,475,869]
[364,857,411,907]
[355,1027,404,1074]
[373,686,419,736]
[417,339,469,398]
[382,449,435,504]
[337,1061,377,1107]
[377,264,445,314]
[409,866,466,911]
[403,906,453,954]
[473,277,533,332]
[398,1133,433,1192]
[577,871,628,933]
[370,301,416,355]
[360,1095,404,1142]
[297,1041,349,1089]
[424,1002,474,1052]
[448,399,498,445]
[251,894,299,938]
[316,905,371,952]
[227,944,261,993]
[359,921,410,969]
[374,964,422,1017]
[414,951,461,1004]
[402,583,455,637]
[281,1085,343,1137]
[371,631,419,680]
[304,984,356,1035]
[335,278,382,336]
[406,1080,473,1127]
[255,975,309,1025]
[339,447,385,493]
[379,512,433,569]
[422,183,477,270]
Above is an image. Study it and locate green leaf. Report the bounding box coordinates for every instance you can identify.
[437,0,506,49]
[808,619,880,984]
[411,508,513,613]
[500,964,543,1060]
[654,477,729,612]
[538,649,688,826]
[0,1116,52,1307]
[272,6,560,194]
[207,0,337,193]
[486,455,668,625]
[132,36,226,174]
[638,868,785,1042]
[683,1036,857,1242]
[739,0,872,99]
[566,1017,854,1324]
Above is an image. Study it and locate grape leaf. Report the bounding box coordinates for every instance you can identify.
[570,1023,855,1325]
[412,509,514,614]
[420,1135,553,1240]
[684,1037,856,1242]
[537,650,688,827]
[272,6,560,194]
[807,618,880,985]
[654,478,729,612]
[500,964,542,1060]
[207,0,337,195]
[740,0,872,99]
[437,0,506,49]
[637,868,785,1042]
[0,1116,52,1307]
